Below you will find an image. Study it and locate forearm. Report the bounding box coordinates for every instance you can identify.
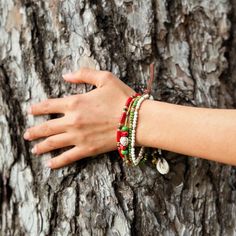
[137,100,236,166]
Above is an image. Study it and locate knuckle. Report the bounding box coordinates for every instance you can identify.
[78,132,88,143]
[70,113,83,128]
[46,137,57,149]
[64,153,73,162]
[88,145,99,154]
[41,99,51,113]
[59,153,73,167]
[42,123,53,136]
[103,71,113,80]
[78,134,85,143]
[67,97,79,110]
[50,157,63,169]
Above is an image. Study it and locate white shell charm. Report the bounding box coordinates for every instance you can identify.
[156,158,169,175]
[120,137,129,146]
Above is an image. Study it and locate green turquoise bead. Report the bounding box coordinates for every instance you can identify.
[122,126,128,131]
[121,150,128,155]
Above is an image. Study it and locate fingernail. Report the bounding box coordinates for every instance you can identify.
[23,131,30,140]
[31,146,37,154]
[62,73,73,81]
[27,106,32,114]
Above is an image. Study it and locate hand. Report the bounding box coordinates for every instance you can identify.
[23,68,136,169]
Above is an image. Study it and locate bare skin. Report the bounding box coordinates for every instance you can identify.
[23,68,236,169]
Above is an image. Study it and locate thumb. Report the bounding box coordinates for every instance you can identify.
[62,67,111,88]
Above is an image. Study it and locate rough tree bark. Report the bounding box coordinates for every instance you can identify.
[0,0,236,235]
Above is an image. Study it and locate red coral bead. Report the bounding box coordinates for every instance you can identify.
[125,97,133,106]
[118,149,124,158]
[120,112,126,124]
[121,131,128,137]
[116,130,121,142]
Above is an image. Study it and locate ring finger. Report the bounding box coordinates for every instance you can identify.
[32,132,74,155]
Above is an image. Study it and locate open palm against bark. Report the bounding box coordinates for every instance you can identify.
[24,68,236,169]
[23,68,136,169]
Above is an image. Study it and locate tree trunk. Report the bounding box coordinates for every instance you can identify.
[1,0,236,235]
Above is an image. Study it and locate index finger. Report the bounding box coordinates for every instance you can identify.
[29,97,68,115]
[62,68,113,88]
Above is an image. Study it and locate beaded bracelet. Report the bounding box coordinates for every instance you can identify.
[129,94,170,174]
[116,93,140,159]
[122,95,141,164]
[127,95,143,163]
[129,93,152,165]
[117,92,170,175]
[125,95,143,164]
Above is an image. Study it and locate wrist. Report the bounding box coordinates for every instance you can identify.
[135,99,157,147]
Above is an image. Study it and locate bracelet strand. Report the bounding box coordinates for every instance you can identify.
[129,94,151,165]
[116,93,140,159]
[116,92,170,174]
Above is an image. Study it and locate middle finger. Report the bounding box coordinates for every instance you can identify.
[24,117,68,140]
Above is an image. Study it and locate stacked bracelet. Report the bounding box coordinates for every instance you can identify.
[116,93,140,160]
[117,92,170,175]
[129,94,151,165]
